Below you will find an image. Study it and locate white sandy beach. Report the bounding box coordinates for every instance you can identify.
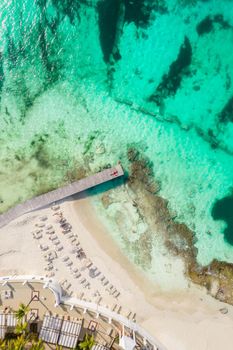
[0,194,233,350]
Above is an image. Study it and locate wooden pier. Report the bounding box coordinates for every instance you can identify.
[0,164,124,229]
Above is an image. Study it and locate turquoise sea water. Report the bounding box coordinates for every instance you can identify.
[0,0,233,277]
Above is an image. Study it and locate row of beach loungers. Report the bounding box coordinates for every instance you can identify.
[30,204,133,318]
[50,207,122,300]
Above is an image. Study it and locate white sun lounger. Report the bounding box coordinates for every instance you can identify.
[62,256,69,262]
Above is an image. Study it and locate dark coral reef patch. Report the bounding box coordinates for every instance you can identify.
[149,36,192,106]
[97,0,121,63]
[196,14,231,36]
[218,96,233,124]
[124,0,166,27]
[212,193,233,245]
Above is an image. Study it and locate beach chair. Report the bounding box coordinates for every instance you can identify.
[114,291,120,298]
[55,245,63,251]
[62,256,69,262]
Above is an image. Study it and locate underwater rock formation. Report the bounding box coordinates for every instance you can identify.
[212,193,233,245]
[218,96,233,124]
[196,14,231,36]
[149,36,192,106]
[196,15,214,35]
[97,0,121,63]
[124,0,160,27]
[127,147,233,306]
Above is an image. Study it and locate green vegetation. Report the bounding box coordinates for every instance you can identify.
[0,303,97,350]
[0,303,43,349]
[78,334,95,350]
[15,303,29,322]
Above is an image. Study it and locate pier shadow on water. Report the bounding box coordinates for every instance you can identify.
[70,176,126,202]
[212,193,233,245]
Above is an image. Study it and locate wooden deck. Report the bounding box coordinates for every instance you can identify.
[0,164,124,229]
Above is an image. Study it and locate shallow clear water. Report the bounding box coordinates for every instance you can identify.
[1,0,233,278]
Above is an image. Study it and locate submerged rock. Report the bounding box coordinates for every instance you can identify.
[196,16,214,35]
[218,96,233,124]
[196,14,231,36]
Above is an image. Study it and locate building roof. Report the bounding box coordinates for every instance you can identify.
[39,314,82,348]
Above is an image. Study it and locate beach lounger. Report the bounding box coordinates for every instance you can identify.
[36,222,45,228]
[46,230,55,235]
[62,230,70,234]
[46,271,55,278]
[111,304,117,311]
[51,205,60,211]
[117,306,121,313]
[59,279,67,285]
[62,256,69,262]
[84,282,90,289]
[55,245,63,251]
[66,283,71,289]
[33,229,42,234]
[39,216,48,221]
[85,261,93,268]
[96,297,102,304]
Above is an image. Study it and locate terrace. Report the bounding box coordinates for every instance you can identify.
[0,277,162,350]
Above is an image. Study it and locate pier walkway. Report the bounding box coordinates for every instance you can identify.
[0,164,124,229]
